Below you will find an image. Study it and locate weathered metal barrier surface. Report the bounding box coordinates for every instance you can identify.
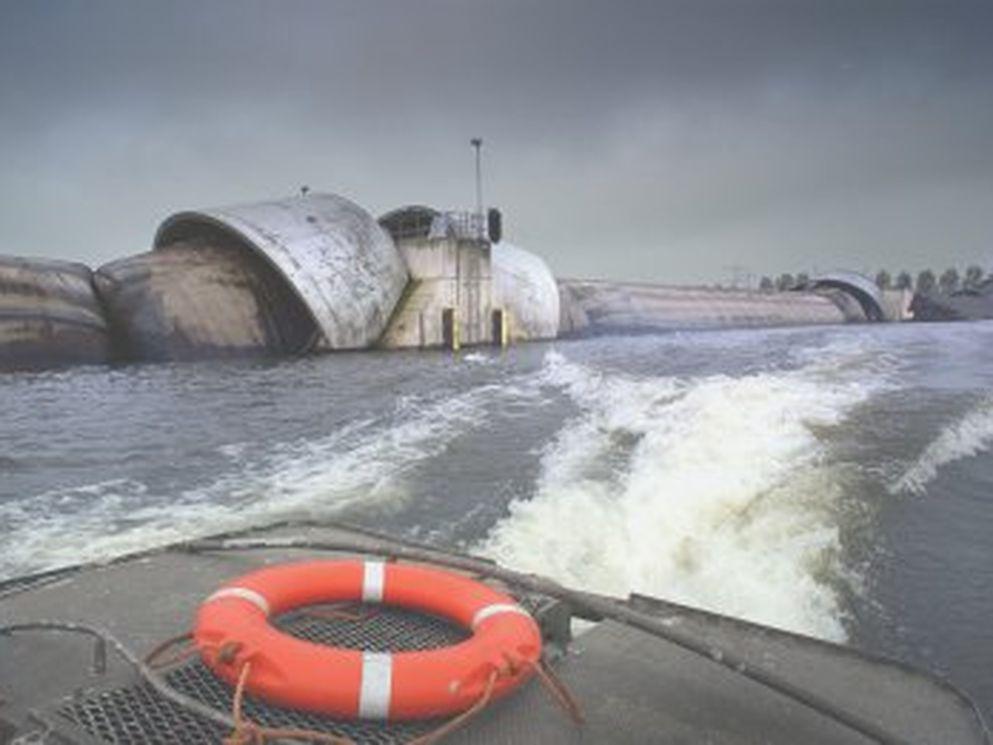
[95,241,317,361]
[558,279,862,337]
[0,256,109,371]
[154,194,408,352]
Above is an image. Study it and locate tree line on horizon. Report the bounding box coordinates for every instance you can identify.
[757,265,989,295]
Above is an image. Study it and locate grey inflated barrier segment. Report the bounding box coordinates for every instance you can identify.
[154,193,409,352]
[556,279,859,337]
[492,242,561,341]
[0,256,110,372]
[94,240,318,362]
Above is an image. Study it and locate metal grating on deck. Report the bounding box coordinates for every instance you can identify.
[58,604,470,744]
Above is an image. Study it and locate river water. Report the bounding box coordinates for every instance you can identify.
[1,322,991,716]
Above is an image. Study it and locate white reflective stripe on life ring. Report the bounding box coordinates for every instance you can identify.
[471,603,531,630]
[358,651,393,719]
[204,587,271,616]
[362,561,385,602]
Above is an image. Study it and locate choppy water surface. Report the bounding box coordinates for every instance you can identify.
[2,322,992,715]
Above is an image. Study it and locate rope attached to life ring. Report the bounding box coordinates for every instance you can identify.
[147,613,585,744]
[217,655,584,745]
[224,661,357,745]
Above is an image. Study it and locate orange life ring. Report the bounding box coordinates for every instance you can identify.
[193,559,542,721]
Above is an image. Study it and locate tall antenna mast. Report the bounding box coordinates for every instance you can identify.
[470,138,483,238]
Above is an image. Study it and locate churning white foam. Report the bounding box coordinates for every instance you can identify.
[890,395,993,495]
[480,348,884,641]
[0,378,540,579]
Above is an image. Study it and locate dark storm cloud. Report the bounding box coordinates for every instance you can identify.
[2,0,992,282]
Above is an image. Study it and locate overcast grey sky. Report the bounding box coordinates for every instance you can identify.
[2,1,992,283]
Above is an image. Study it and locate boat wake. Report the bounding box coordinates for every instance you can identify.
[3,335,892,645]
[890,395,993,495]
[480,347,887,641]
[0,379,536,581]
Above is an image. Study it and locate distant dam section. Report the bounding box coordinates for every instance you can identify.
[1,191,898,373]
[561,279,852,336]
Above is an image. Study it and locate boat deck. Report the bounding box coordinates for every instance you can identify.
[0,522,988,744]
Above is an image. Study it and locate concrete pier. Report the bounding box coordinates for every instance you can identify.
[879,288,915,321]
[380,234,494,349]
[379,207,560,349]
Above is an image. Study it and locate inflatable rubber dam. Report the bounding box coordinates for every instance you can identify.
[0,192,900,372]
